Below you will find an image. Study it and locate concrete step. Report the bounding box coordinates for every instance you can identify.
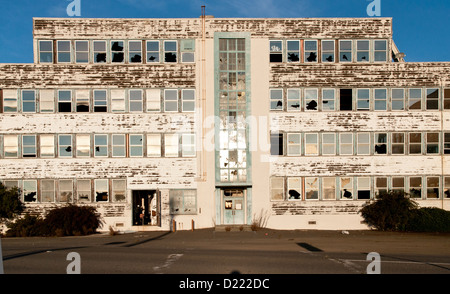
[214,225,254,232]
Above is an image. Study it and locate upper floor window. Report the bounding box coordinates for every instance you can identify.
[58,90,72,112]
[40,90,55,113]
[339,40,352,62]
[304,40,318,63]
[426,88,439,110]
[39,40,53,63]
[322,40,335,63]
[93,90,107,112]
[75,40,89,63]
[374,40,387,62]
[93,40,107,63]
[111,41,125,63]
[22,90,36,113]
[146,41,160,63]
[286,40,300,63]
[3,89,18,112]
[356,40,370,62]
[164,40,177,63]
[128,41,142,63]
[269,40,282,63]
[57,41,71,63]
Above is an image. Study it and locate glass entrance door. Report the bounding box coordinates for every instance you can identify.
[223,189,245,225]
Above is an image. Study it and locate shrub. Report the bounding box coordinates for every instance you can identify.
[405,207,450,233]
[44,205,103,236]
[0,182,24,222]
[5,214,49,237]
[6,205,103,237]
[359,191,418,231]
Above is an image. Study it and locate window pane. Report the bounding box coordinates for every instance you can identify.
[59,179,73,202]
[95,179,109,202]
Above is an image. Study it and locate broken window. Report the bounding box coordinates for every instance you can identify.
[409,177,422,199]
[58,90,72,112]
[40,89,55,113]
[339,89,353,111]
[444,177,450,198]
[22,90,36,113]
[146,41,160,63]
[305,88,318,111]
[3,89,18,112]
[322,40,335,63]
[408,88,422,110]
[374,89,387,111]
[111,89,126,113]
[112,179,126,202]
[75,40,89,63]
[391,132,405,154]
[269,40,282,63]
[339,133,353,155]
[270,133,283,156]
[322,133,336,155]
[146,89,161,112]
[95,179,109,202]
[305,133,318,156]
[322,177,336,200]
[444,88,450,110]
[287,89,301,111]
[169,189,197,214]
[374,133,387,155]
[129,89,143,112]
[287,177,302,200]
[4,135,19,158]
[111,41,124,63]
[426,132,439,154]
[305,177,319,200]
[392,177,405,194]
[374,40,387,62]
[340,177,353,200]
[23,180,37,203]
[77,179,91,202]
[270,89,283,110]
[112,134,126,157]
[129,134,143,157]
[304,40,317,63]
[164,89,178,112]
[165,134,179,157]
[182,134,195,157]
[339,40,352,62]
[164,40,177,63]
[181,39,195,63]
[322,89,335,111]
[58,134,73,158]
[57,41,71,63]
[93,40,107,63]
[444,133,450,155]
[375,177,388,197]
[76,134,90,157]
[391,88,405,111]
[409,133,422,154]
[59,179,73,202]
[41,179,55,203]
[357,133,370,155]
[426,177,440,199]
[39,40,53,63]
[356,40,370,62]
[357,89,370,111]
[182,89,195,112]
[286,40,300,62]
[93,90,107,112]
[40,134,55,158]
[147,134,161,157]
[128,40,142,63]
[94,134,108,157]
[426,88,439,110]
[357,177,371,199]
[287,133,301,156]
[22,135,36,158]
[75,89,90,112]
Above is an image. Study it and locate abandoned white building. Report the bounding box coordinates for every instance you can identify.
[0,15,449,232]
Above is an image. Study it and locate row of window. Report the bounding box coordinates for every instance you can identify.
[1,178,198,215]
[270,132,448,156]
[0,88,195,113]
[270,176,450,201]
[38,39,195,64]
[269,39,389,63]
[1,178,126,203]
[0,133,195,159]
[270,88,450,112]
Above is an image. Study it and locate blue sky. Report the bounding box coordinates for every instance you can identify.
[0,0,448,63]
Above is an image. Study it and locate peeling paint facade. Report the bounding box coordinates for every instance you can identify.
[0,16,449,232]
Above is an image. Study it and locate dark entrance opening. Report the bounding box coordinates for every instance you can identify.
[132,190,158,226]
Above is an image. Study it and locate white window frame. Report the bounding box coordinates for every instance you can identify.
[57,40,71,63]
[426,88,439,110]
[3,89,18,113]
[129,89,143,112]
[304,133,318,156]
[356,40,370,63]
[426,132,439,155]
[287,177,302,201]
[129,134,144,157]
[270,89,283,111]
[408,88,422,110]
[374,88,387,111]
[39,89,55,113]
[163,40,178,63]
[76,134,91,158]
[58,179,73,203]
[356,88,370,111]
[77,179,91,203]
[340,177,353,200]
[146,40,160,63]
[339,40,352,63]
[322,133,336,156]
[286,133,301,156]
[112,179,127,202]
[339,133,353,155]
[22,90,36,113]
[4,135,19,158]
[391,88,405,111]
[391,132,405,155]
[58,134,73,158]
[305,177,319,200]
[75,89,90,112]
[304,40,318,63]
[112,134,126,158]
[269,40,283,63]
[164,89,179,112]
[304,88,318,111]
[409,132,422,155]
[181,89,195,112]
[23,180,37,203]
[147,134,161,157]
[322,88,335,111]
[392,177,405,194]
[93,40,107,63]
[41,179,55,203]
[146,89,161,112]
[94,134,108,158]
[94,179,109,202]
[409,176,422,199]
[75,40,89,63]
[286,40,300,63]
[287,88,301,111]
[128,40,142,64]
[57,90,72,113]
[322,177,336,200]
[40,134,55,158]
[22,135,37,158]
[321,40,335,63]
[93,90,108,112]
[374,40,387,62]
[357,133,370,155]
[374,132,388,155]
[110,89,126,113]
[357,177,371,200]
[111,40,125,63]
[426,176,440,199]
[39,40,53,63]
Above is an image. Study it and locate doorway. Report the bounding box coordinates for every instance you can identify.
[132,190,159,226]
[222,188,246,225]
